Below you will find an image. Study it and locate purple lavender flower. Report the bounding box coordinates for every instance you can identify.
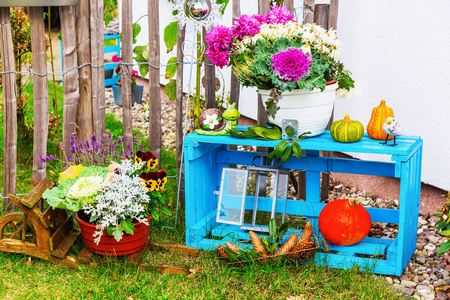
[271,48,312,82]
[231,14,262,40]
[265,6,296,25]
[39,156,47,163]
[47,155,57,161]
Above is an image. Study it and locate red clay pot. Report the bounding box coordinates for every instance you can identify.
[76,211,151,256]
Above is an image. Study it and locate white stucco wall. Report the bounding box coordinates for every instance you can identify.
[126,0,450,191]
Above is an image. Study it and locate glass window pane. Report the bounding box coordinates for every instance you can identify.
[216,168,248,225]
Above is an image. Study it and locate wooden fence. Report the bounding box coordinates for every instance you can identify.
[1,0,338,213]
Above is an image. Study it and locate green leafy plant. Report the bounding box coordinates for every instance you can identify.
[434,192,450,254]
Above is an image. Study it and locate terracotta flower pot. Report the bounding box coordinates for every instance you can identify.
[75,211,151,256]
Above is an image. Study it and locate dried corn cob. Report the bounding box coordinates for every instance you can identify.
[216,245,228,258]
[273,232,298,260]
[225,242,242,253]
[249,231,267,256]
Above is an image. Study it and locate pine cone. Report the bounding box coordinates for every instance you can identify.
[216,245,228,258]
[273,232,298,260]
[301,220,313,241]
[225,242,242,253]
[289,221,314,259]
[291,237,316,259]
[249,231,267,256]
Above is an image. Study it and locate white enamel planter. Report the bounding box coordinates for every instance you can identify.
[259,83,337,137]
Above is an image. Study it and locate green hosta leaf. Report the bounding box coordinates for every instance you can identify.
[281,145,292,163]
[164,21,178,52]
[285,126,295,138]
[164,79,177,101]
[292,142,302,159]
[120,219,135,235]
[165,56,177,79]
[438,241,450,255]
[132,23,141,44]
[272,37,292,54]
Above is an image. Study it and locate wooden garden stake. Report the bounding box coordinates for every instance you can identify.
[122,0,134,147]
[148,0,162,167]
[60,6,80,158]
[76,0,93,142]
[0,7,17,213]
[29,7,49,183]
[203,27,216,109]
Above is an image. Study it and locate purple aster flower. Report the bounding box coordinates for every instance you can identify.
[205,48,230,68]
[231,14,262,40]
[271,48,312,82]
[265,6,296,25]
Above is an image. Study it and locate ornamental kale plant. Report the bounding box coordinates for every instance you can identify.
[205,5,355,117]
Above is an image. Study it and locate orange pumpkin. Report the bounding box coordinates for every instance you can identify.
[367,99,394,140]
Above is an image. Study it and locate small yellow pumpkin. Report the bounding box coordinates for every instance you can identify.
[367,99,394,140]
[330,114,364,143]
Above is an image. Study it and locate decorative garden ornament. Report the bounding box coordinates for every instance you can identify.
[174,0,224,31]
[382,117,406,146]
[195,103,240,136]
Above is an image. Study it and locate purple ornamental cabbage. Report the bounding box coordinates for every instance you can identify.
[271,48,312,82]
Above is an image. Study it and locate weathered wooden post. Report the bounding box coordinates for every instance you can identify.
[256,0,270,127]
[29,7,49,183]
[90,0,106,140]
[203,28,216,109]
[176,27,185,172]
[122,0,134,147]
[229,0,241,109]
[148,0,162,167]
[76,0,93,142]
[60,6,80,156]
[0,6,17,213]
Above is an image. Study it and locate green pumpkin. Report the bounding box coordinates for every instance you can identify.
[330,114,364,143]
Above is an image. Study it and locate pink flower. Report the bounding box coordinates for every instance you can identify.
[444,214,448,220]
[265,5,296,25]
[205,25,233,51]
[231,14,262,40]
[112,55,122,63]
[205,48,230,68]
[271,48,311,82]
[132,70,139,77]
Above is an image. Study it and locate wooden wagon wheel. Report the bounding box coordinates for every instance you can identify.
[0,212,36,244]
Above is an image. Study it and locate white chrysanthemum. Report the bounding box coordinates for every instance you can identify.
[316,43,330,54]
[68,176,103,199]
[336,82,360,99]
[301,29,318,43]
[205,114,219,130]
[329,46,341,60]
[300,43,312,56]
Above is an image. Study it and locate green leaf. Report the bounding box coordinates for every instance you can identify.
[273,140,288,159]
[159,206,172,216]
[261,236,270,252]
[164,79,177,102]
[278,219,291,237]
[106,226,114,236]
[224,247,238,261]
[132,23,141,44]
[272,37,293,53]
[120,219,135,235]
[438,241,450,255]
[216,0,230,14]
[152,211,162,221]
[269,218,278,241]
[440,230,450,236]
[280,145,292,163]
[285,126,295,138]
[292,142,302,159]
[165,56,178,79]
[79,166,109,178]
[112,225,123,241]
[139,63,149,79]
[164,21,178,53]
[105,14,113,28]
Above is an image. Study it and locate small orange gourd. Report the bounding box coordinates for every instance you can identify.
[367,99,394,140]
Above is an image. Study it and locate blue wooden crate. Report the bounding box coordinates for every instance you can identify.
[183,128,423,276]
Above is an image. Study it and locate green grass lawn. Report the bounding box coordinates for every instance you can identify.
[0,83,402,299]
